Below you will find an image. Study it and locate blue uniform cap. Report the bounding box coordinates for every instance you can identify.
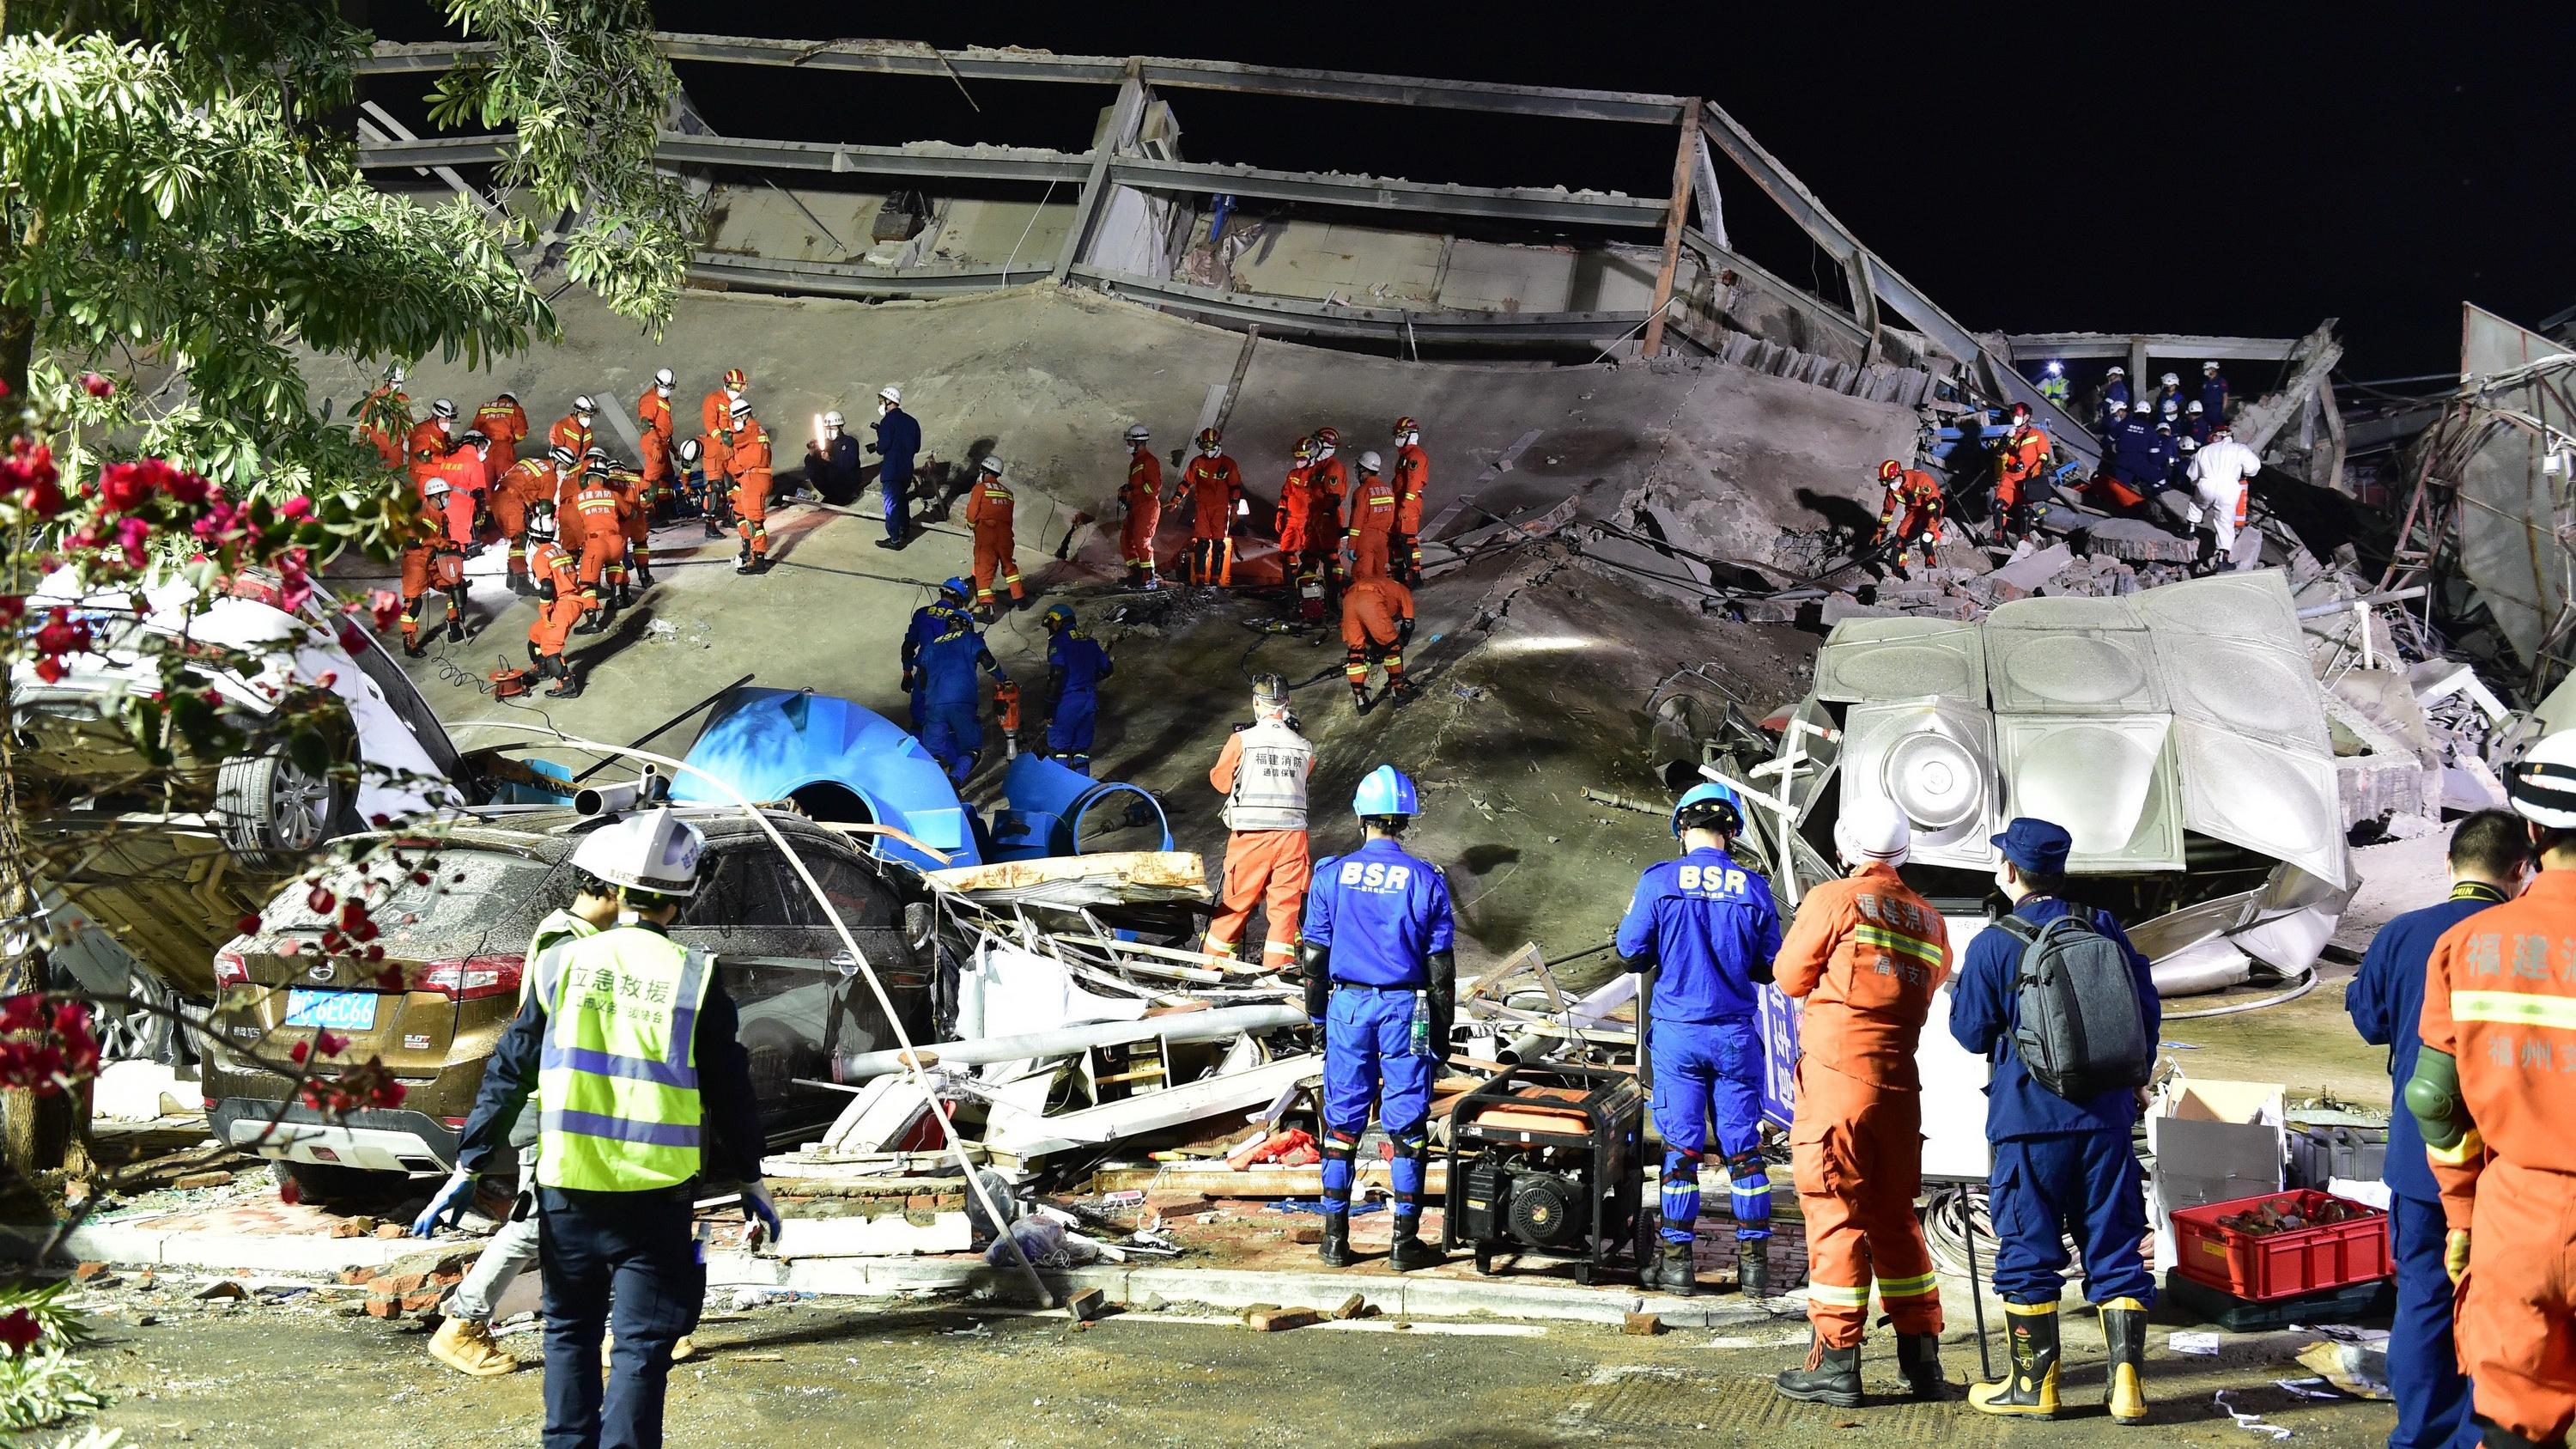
[1670,781,1743,837]
[1991,816,2074,874]
[1352,764,1420,819]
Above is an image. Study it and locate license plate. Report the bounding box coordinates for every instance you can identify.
[284,989,377,1031]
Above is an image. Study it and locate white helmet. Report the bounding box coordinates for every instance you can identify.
[1833,795,1911,868]
[570,807,706,898]
[2202,361,2221,373]
[524,501,557,540]
[1358,450,1382,473]
[2105,365,2126,378]
[422,474,452,499]
[2159,372,2180,387]
[823,409,845,429]
[386,364,407,387]
[980,456,1005,478]
[878,385,902,406]
[2186,399,2205,415]
[2507,732,2576,830]
[2110,397,2130,413]
[1123,423,1150,445]
[653,368,675,389]
[730,397,752,419]
[677,437,702,466]
[574,394,596,415]
[2160,397,2178,413]
[430,398,457,420]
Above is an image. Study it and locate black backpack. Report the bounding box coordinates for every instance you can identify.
[1996,910,2156,1100]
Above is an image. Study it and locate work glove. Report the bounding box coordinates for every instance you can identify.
[1397,618,1415,646]
[2445,1228,2470,1285]
[864,441,882,456]
[743,1181,783,1251]
[411,1168,476,1238]
[901,669,916,693]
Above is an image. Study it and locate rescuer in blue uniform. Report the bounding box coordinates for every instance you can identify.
[1301,764,1455,1273]
[912,603,1007,785]
[867,384,921,548]
[901,578,975,736]
[1616,782,1783,1300]
[1039,605,1114,775]
[2348,808,2529,1449]
[2107,403,2169,498]
[1950,818,2160,1423]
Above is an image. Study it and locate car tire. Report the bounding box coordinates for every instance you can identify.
[213,752,345,873]
[273,1158,390,1206]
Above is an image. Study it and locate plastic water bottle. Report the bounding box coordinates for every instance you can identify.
[1410,990,1431,1056]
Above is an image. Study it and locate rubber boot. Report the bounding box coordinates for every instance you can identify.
[1353,688,1377,716]
[616,580,633,609]
[635,563,653,589]
[1773,1334,1863,1408]
[1387,1217,1443,1273]
[428,1317,517,1377]
[734,544,753,575]
[2103,1296,2148,1426]
[1654,1238,1698,1298]
[703,514,723,539]
[1318,1210,1353,1269]
[1736,1239,1771,1300]
[1896,1332,1951,1402]
[1968,1302,2063,1419]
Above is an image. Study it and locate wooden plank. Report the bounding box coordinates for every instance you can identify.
[927,849,1206,894]
[1639,100,1701,360]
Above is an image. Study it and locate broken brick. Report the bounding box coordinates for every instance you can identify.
[1066,1288,1107,1322]
[374,1223,406,1239]
[71,1261,110,1282]
[1246,1306,1320,1332]
[1624,1312,1663,1336]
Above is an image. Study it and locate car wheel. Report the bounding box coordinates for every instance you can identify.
[273,1158,394,1207]
[214,752,345,872]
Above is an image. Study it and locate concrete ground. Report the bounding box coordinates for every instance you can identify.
[79,1285,2399,1447]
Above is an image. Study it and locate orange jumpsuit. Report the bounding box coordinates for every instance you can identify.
[1120,447,1163,584]
[568,479,629,600]
[427,451,487,548]
[2420,869,2576,1445]
[1309,454,1351,591]
[1348,471,1399,581]
[526,539,585,660]
[1393,441,1431,582]
[1772,861,1952,1350]
[696,429,733,518]
[1340,575,1413,695]
[1180,453,1244,586]
[1994,424,2050,518]
[700,388,733,440]
[473,399,528,473]
[639,424,674,513]
[493,459,560,581]
[1206,723,1314,966]
[396,510,461,646]
[638,387,674,445]
[729,418,773,561]
[607,466,653,580]
[1874,467,1946,574]
[404,419,451,490]
[965,474,1025,610]
[547,413,592,461]
[358,386,410,468]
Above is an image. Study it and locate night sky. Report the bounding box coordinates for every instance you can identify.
[365,3,2576,381]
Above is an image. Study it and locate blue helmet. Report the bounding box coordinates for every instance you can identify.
[1041,604,1073,630]
[939,576,972,602]
[1672,781,1744,837]
[1352,764,1420,819]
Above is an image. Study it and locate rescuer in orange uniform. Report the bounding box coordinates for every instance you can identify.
[399,475,466,658]
[1347,451,1400,581]
[1870,459,1946,578]
[1118,423,1163,590]
[521,502,584,699]
[695,410,735,535]
[473,393,529,474]
[493,445,574,597]
[1391,417,1429,585]
[567,463,632,632]
[702,368,744,440]
[1204,674,1315,970]
[406,399,457,491]
[1771,797,1953,1409]
[1992,401,2051,541]
[603,459,654,599]
[639,368,676,446]
[638,367,677,518]
[726,399,774,575]
[964,455,1025,618]
[2414,732,2576,1449]
[1176,427,1244,588]
[1275,437,1327,624]
[1340,574,1415,715]
[1308,426,1352,601]
[358,365,410,469]
[548,395,597,461]
[426,432,492,627]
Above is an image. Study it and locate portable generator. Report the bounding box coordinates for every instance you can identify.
[1443,1062,1645,1285]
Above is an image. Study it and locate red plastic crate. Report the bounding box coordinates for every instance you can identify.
[2171,1189,2392,1302]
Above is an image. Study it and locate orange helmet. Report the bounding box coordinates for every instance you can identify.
[1196,427,1221,450]
[723,368,747,390]
[1393,416,1418,437]
[1879,460,1904,481]
[1292,435,1317,463]
[1313,426,1340,448]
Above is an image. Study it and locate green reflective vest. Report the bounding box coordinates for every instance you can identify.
[537,926,714,1192]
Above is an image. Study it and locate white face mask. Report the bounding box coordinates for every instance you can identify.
[578,414,592,427]
[656,385,671,398]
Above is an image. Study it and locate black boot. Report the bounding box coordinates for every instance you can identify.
[616,581,632,609]
[402,635,425,660]
[1387,1217,1443,1272]
[1318,1210,1353,1269]
[1896,1332,1951,1402]
[1654,1238,1698,1298]
[1353,688,1377,715]
[635,563,653,589]
[1774,1334,1863,1408]
[2103,1296,2148,1425]
[1736,1239,1771,1300]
